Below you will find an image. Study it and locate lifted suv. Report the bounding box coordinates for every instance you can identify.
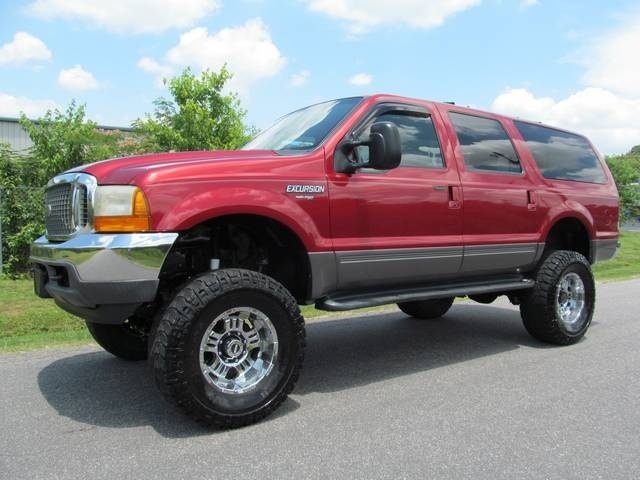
[31,94,619,427]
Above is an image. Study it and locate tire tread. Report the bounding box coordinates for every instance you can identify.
[520,250,595,345]
[149,269,305,428]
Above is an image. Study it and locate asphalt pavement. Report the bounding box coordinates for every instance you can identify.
[1,279,639,480]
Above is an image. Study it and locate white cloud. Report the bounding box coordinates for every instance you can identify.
[490,11,640,155]
[58,65,99,91]
[348,73,372,86]
[580,13,640,97]
[290,70,310,87]
[28,0,219,34]
[0,32,52,65]
[491,87,640,154]
[0,92,58,117]
[137,57,174,87]
[305,0,481,34]
[141,19,285,92]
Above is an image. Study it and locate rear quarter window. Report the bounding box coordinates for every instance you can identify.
[514,121,606,184]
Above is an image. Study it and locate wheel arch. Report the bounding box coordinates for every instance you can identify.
[543,216,592,261]
[161,213,313,303]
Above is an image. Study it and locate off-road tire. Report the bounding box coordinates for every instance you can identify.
[149,269,305,429]
[85,321,148,361]
[398,297,454,319]
[520,250,595,345]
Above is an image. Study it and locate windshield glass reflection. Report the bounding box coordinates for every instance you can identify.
[243,97,363,152]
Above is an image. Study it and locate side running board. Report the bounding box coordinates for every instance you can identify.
[316,276,535,311]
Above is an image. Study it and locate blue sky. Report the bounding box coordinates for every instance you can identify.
[1,0,639,153]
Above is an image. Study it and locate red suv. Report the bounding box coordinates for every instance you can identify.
[31,94,619,427]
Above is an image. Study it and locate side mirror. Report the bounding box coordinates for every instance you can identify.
[336,121,402,173]
[367,122,401,170]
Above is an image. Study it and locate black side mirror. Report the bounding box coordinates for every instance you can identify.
[368,122,401,170]
[336,121,402,173]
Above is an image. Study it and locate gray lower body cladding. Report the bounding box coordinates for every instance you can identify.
[309,242,544,299]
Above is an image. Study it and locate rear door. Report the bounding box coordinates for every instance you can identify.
[435,106,547,274]
[327,103,463,289]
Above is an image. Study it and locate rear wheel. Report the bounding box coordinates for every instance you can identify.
[398,297,454,319]
[520,250,595,345]
[86,321,148,361]
[150,269,305,428]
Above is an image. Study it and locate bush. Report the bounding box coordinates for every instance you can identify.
[607,149,640,223]
[0,145,44,276]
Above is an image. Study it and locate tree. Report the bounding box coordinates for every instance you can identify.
[607,146,640,223]
[133,67,254,152]
[19,101,134,184]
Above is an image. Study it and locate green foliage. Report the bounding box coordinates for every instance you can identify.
[607,146,640,223]
[0,145,44,276]
[593,231,640,281]
[133,67,254,152]
[19,101,137,183]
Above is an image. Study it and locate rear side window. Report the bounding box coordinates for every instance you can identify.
[449,112,521,173]
[514,121,606,184]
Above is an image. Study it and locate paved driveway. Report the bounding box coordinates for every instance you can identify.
[1,279,639,479]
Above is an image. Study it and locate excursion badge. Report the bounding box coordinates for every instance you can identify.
[285,184,325,199]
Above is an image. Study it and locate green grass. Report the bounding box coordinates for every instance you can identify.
[2,231,639,353]
[0,278,92,352]
[592,231,640,281]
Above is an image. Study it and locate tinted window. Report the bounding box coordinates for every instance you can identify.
[514,121,606,183]
[358,112,444,168]
[449,112,521,173]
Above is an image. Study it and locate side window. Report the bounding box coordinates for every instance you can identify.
[449,112,522,173]
[514,121,606,184]
[358,112,444,168]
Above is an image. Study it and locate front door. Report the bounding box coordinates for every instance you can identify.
[327,103,463,290]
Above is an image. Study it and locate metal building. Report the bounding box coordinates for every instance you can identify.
[0,117,134,153]
[0,117,34,152]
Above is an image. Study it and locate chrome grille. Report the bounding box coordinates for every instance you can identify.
[44,176,92,240]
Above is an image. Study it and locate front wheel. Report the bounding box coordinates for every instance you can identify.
[520,250,595,345]
[150,269,305,428]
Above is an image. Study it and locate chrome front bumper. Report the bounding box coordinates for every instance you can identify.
[30,233,178,323]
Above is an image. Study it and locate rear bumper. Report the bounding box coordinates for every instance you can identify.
[590,238,619,264]
[30,233,178,324]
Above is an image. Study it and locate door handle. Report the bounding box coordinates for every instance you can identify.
[448,185,461,209]
[527,190,537,211]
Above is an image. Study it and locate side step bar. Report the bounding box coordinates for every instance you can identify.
[316,276,535,311]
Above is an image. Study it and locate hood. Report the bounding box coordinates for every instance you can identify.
[76,149,282,185]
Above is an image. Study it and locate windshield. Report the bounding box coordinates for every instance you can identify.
[243,97,363,151]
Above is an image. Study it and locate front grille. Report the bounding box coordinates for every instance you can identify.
[45,182,89,239]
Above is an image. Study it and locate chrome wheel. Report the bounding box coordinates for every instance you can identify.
[555,272,586,333]
[199,307,279,394]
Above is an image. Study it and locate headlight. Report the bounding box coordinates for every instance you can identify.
[94,186,151,232]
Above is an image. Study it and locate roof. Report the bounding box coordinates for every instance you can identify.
[0,116,134,132]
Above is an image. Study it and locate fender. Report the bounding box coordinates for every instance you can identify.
[147,183,332,252]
